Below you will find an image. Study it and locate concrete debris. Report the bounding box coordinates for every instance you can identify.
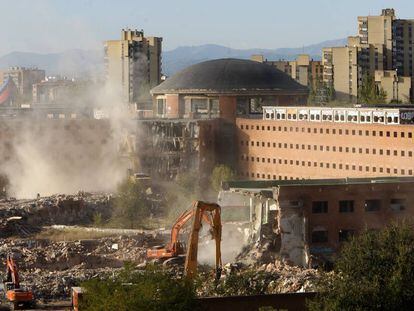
[0,193,112,238]
[0,191,321,303]
[0,234,162,300]
[198,260,319,297]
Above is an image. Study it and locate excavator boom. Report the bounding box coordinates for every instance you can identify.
[184,201,222,279]
[147,205,212,260]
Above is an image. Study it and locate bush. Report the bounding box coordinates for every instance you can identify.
[112,179,151,229]
[210,165,234,192]
[81,266,197,311]
[309,221,414,310]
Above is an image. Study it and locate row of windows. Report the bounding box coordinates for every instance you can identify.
[240,141,414,157]
[239,162,414,179]
[262,106,405,125]
[239,124,414,139]
[240,156,413,175]
[312,199,405,214]
[312,229,355,243]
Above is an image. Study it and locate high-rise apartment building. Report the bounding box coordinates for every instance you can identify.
[393,19,414,77]
[251,54,323,90]
[104,29,162,104]
[323,8,414,103]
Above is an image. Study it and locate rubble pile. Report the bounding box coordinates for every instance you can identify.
[0,234,163,300]
[198,260,319,297]
[236,231,281,265]
[0,193,112,238]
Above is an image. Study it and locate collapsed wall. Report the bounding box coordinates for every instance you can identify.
[219,187,309,267]
[136,119,220,183]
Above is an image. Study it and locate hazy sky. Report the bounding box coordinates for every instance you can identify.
[0,0,413,56]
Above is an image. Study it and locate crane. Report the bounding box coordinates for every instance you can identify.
[3,254,34,310]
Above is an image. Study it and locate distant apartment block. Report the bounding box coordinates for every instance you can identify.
[323,8,414,103]
[32,79,75,104]
[104,29,162,104]
[0,67,45,103]
[251,54,323,90]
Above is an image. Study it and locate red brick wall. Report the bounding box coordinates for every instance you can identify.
[279,182,414,252]
[236,118,414,180]
[165,94,180,118]
[219,96,236,122]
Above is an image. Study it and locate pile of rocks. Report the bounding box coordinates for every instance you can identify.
[0,193,113,238]
[197,260,320,297]
[0,233,164,300]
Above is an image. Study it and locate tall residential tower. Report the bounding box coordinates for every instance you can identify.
[104,29,162,105]
[323,9,414,103]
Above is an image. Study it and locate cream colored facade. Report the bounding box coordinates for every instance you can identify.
[104,29,162,104]
[357,8,394,68]
[252,54,322,89]
[375,71,412,103]
[323,8,413,103]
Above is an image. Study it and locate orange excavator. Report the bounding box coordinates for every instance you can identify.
[184,201,222,280]
[146,201,222,279]
[3,254,35,310]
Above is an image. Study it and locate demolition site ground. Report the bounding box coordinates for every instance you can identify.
[0,192,320,308]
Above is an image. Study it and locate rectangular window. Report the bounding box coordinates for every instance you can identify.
[312,201,328,213]
[157,98,166,115]
[339,229,355,242]
[191,98,209,114]
[312,230,328,243]
[365,199,381,212]
[390,198,406,211]
[339,200,354,213]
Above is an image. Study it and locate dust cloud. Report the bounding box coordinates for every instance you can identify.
[0,84,134,199]
[198,223,249,265]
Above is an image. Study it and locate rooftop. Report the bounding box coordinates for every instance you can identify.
[223,177,414,190]
[151,58,308,96]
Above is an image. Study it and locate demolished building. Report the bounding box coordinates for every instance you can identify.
[219,177,414,267]
[141,58,308,181]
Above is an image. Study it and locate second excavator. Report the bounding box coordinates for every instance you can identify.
[3,254,35,310]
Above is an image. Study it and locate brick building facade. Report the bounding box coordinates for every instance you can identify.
[236,106,414,181]
[221,177,414,265]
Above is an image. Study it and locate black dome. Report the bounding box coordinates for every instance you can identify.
[151,58,308,95]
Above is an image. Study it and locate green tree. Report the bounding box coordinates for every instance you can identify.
[309,221,414,310]
[113,179,151,228]
[210,165,235,192]
[81,265,196,311]
[358,74,387,104]
[176,171,200,196]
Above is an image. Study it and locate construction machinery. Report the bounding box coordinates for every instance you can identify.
[3,254,34,310]
[184,201,222,279]
[147,201,222,279]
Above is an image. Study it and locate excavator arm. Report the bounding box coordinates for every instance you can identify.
[146,204,212,259]
[169,208,212,248]
[5,254,20,289]
[184,201,222,280]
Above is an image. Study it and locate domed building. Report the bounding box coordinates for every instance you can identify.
[151,58,308,121]
[139,58,308,182]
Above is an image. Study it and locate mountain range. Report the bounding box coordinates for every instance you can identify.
[0,38,347,77]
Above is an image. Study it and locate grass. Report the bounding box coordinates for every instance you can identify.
[34,227,119,241]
